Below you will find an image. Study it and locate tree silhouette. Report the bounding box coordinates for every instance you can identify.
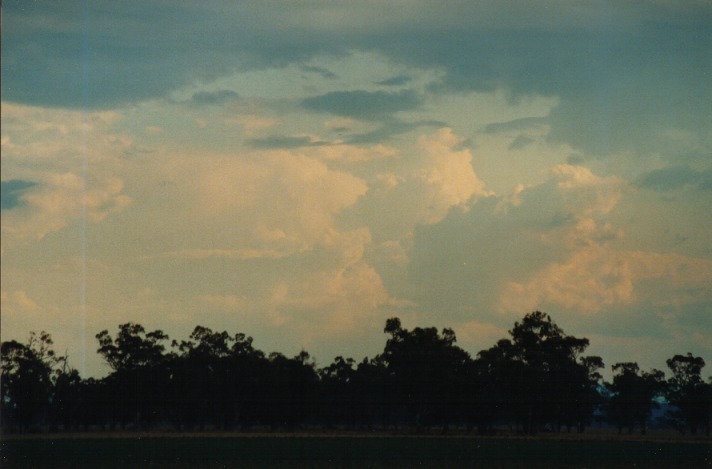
[352,356,390,429]
[665,353,711,435]
[606,362,665,434]
[50,363,83,431]
[2,312,710,437]
[1,332,61,432]
[319,356,358,428]
[263,351,319,430]
[379,317,470,432]
[475,312,602,433]
[471,338,525,433]
[170,326,268,430]
[95,323,170,430]
[96,323,168,371]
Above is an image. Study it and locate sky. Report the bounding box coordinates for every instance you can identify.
[2,1,711,379]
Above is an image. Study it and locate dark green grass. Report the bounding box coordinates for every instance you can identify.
[2,435,710,468]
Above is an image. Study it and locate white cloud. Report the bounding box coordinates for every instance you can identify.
[1,172,131,242]
[417,128,492,220]
[341,128,490,243]
[194,150,368,254]
[1,104,133,244]
[455,320,509,354]
[406,164,643,319]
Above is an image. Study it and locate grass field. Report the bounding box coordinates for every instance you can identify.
[2,433,710,468]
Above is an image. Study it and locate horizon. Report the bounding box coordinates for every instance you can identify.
[3,312,708,381]
[2,1,711,379]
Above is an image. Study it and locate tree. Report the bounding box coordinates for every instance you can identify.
[1,332,62,432]
[470,338,526,433]
[263,351,319,431]
[95,323,169,430]
[351,356,390,429]
[318,356,358,427]
[486,311,601,433]
[379,317,471,432]
[169,326,267,430]
[606,362,665,434]
[665,353,711,435]
[50,361,83,431]
[96,323,168,371]
[169,326,236,430]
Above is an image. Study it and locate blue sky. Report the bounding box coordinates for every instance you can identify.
[2,1,711,377]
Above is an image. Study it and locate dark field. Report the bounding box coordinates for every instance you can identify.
[2,433,710,468]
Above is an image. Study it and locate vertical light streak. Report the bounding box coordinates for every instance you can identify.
[78,0,91,377]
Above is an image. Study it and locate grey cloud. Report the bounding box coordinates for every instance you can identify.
[406,185,569,322]
[698,172,712,192]
[190,90,239,106]
[345,119,444,145]
[566,154,586,165]
[484,117,547,134]
[2,1,350,109]
[4,0,711,166]
[378,21,712,156]
[548,211,575,228]
[675,301,712,331]
[299,65,338,80]
[301,90,422,120]
[3,2,215,108]
[508,135,535,151]
[375,75,412,86]
[246,135,330,149]
[638,166,712,192]
[574,308,672,340]
[1,180,37,210]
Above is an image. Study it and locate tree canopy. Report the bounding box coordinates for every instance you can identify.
[2,312,710,436]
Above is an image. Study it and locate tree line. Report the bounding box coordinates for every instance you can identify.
[2,312,710,436]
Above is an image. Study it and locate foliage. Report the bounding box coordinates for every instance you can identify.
[1,312,708,436]
[664,353,712,435]
[605,362,666,434]
[473,312,603,433]
[379,317,470,431]
[1,332,62,431]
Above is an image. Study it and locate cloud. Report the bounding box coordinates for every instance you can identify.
[194,151,368,253]
[0,103,128,170]
[246,135,330,149]
[1,172,132,242]
[508,135,535,151]
[305,142,399,164]
[498,247,712,363]
[417,128,491,213]
[638,165,712,192]
[2,2,266,109]
[3,1,711,378]
[1,104,133,243]
[301,90,422,120]
[455,320,509,353]
[190,89,240,106]
[86,142,372,269]
[299,64,338,80]
[499,245,637,315]
[4,1,711,129]
[403,157,711,371]
[406,164,626,321]
[375,74,412,86]
[344,119,445,145]
[341,128,490,243]
[484,117,548,134]
[1,180,37,210]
